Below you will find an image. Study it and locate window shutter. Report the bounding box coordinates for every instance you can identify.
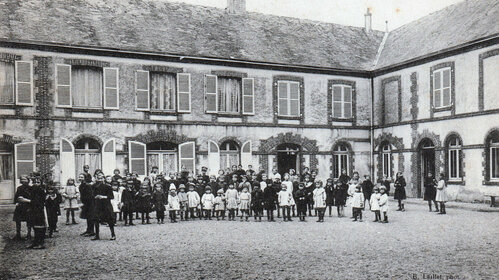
[277,81,288,116]
[129,141,146,176]
[14,142,36,185]
[104,67,119,109]
[56,64,72,107]
[242,78,254,115]
[179,141,195,174]
[241,140,252,170]
[102,138,116,176]
[207,140,220,176]
[59,138,75,186]
[289,82,300,116]
[177,73,191,113]
[135,70,149,111]
[205,75,218,113]
[15,61,33,105]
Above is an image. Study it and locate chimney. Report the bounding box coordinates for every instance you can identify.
[364,8,372,33]
[227,0,246,14]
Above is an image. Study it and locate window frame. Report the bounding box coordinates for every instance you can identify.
[14,61,34,106]
[446,136,463,181]
[149,71,177,113]
[430,61,455,116]
[70,66,104,109]
[490,141,499,182]
[432,67,452,109]
[328,79,356,124]
[217,76,242,115]
[333,144,350,179]
[381,144,392,178]
[277,80,300,117]
[332,84,353,119]
[0,61,16,105]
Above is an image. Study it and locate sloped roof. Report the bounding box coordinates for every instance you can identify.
[0,0,384,71]
[375,0,499,69]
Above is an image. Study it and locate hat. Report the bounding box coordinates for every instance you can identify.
[274,173,282,180]
[202,166,208,171]
[217,189,224,194]
[126,179,134,184]
[179,184,185,189]
[379,186,386,190]
[169,184,177,191]
[205,186,211,190]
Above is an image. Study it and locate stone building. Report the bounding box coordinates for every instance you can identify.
[0,0,497,203]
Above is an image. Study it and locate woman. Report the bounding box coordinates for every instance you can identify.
[423,172,439,212]
[393,172,407,212]
[435,173,448,214]
[13,175,32,240]
[92,174,116,240]
[78,173,95,236]
[27,177,47,249]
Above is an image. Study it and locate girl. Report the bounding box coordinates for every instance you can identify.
[313,180,327,222]
[239,187,251,221]
[152,183,167,223]
[325,178,335,217]
[347,172,361,218]
[370,186,381,222]
[225,184,239,221]
[13,175,32,240]
[121,180,136,226]
[177,185,188,221]
[334,179,346,217]
[214,189,226,220]
[136,183,152,224]
[394,172,407,211]
[92,174,116,240]
[110,181,121,223]
[62,178,80,225]
[278,184,293,222]
[424,172,439,212]
[251,183,264,222]
[167,185,180,223]
[379,186,389,223]
[263,181,277,222]
[45,186,62,238]
[436,173,448,214]
[282,173,296,217]
[351,185,365,222]
[186,184,200,220]
[201,186,215,220]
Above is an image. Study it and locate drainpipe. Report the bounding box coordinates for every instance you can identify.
[370,76,375,179]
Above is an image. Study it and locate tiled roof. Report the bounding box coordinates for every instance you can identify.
[375,0,499,69]
[0,0,384,71]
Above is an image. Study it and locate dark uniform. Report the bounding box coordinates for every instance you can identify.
[13,184,32,223]
[92,181,116,239]
[263,185,277,221]
[45,191,62,237]
[361,179,374,203]
[28,185,47,248]
[79,181,95,235]
[251,187,264,221]
[152,190,167,223]
[295,188,308,221]
[121,186,136,226]
[136,190,152,224]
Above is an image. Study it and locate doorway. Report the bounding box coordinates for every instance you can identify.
[419,139,435,198]
[0,142,14,203]
[277,143,301,178]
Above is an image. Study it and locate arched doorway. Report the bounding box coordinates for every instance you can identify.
[146,141,178,174]
[75,137,101,178]
[220,140,240,170]
[0,141,14,203]
[276,143,301,177]
[418,138,435,198]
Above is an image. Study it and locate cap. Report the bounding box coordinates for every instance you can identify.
[179,184,185,189]
[201,166,208,171]
[205,186,211,190]
[379,186,386,190]
[169,184,177,191]
[217,189,224,194]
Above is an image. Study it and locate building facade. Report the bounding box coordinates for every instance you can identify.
[0,0,497,203]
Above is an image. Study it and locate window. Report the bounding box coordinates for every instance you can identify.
[0,62,15,104]
[381,144,392,178]
[220,140,240,170]
[333,144,350,179]
[0,61,33,106]
[490,136,499,181]
[0,142,13,182]
[74,138,101,178]
[204,75,254,115]
[332,85,352,119]
[72,66,103,108]
[218,77,241,114]
[278,81,300,117]
[146,142,178,174]
[135,71,190,112]
[433,67,452,108]
[447,136,462,181]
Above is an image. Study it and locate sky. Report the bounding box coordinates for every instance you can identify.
[166,0,464,31]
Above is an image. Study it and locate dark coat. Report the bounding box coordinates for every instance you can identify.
[45,193,62,217]
[120,188,136,213]
[334,185,347,206]
[79,182,94,220]
[361,179,374,200]
[295,189,308,212]
[135,191,152,213]
[83,172,93,183]
[13,184,32,222]
[383,180,391,195]
[305,182,315,205]
[251,189,264,211]
[423,177,437,201]
[394,176,407,200]
[29,186,46,228]
[152,191,167,212]
[92,182,115,224]
[263,186,277,211]
[325,184,335,206]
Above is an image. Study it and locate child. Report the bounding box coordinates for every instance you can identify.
[263,180,277,222]
[110,181,121,223]
[62,178,79,225]
[370,186,381,222]
[177,185,188,221]
[295,183,307,222]
[167,185,180,223]
[225,184,239,221]
[214,189,226,220]
[379,186,389,223]
[152,183,167,224]
[313,180,327,222]
[186,184,200,220]
[436,173,447,215]
[112,169,122,183]
[92,174,116,241]
[45,186,61,238]
[251,183,264,222]
[278,184,293,222]
[239,187,251,222]
[117,179,126,221]
[334,179,347,217]
[304,175,315,216]
[201,186,215,220]
[136,183,152,224]
[351,185,365,222]
[121,180,136,226]
[325,178,335,217]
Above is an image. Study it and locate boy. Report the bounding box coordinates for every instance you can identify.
[121,180,136,226]
[45,186,62,238]
[295,183,307,222]
[251,183,264,222]
[167,185,180,223]
[278,184,293,222]
[351,185,365,222]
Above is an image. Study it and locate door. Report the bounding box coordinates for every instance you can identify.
[276,143,301,178]
[419,139,435,198]
[0,143,14,203]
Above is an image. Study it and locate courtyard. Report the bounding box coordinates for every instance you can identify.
[0,201,497,280]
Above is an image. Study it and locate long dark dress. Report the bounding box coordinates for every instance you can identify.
[325,184,335,206]
[295,189,308,213]
[13,184,32,222]
[136,191,152,213]
[394,176,407,200]
[334,185,347,206]
[361,179,374,201]
[423,177,437,201]
[152,191,167,212]
[79,182,94,220]
[263,186,277,211]
[45,193,62,229]
[120,188,136,213]
[92,182,115,224]
[29,186,47,228]
[251,189,264,212]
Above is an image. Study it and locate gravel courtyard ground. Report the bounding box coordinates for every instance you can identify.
[1,201,498,280]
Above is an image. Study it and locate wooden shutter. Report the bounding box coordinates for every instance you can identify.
[135,70,149,110]
[208,140,220,176]
[102,138,116,176]
[128,141,146,176]
[241,140,252,169]
[56,64,72,107]
[59,138,75,186]
[242,78,254,115]
[179,141,195,173]
[14,142,36,185]
[205,75,217,113]
[104,67,119,109]
[177,73,191,113]
[15,61,33,105]
[332,85,342,118]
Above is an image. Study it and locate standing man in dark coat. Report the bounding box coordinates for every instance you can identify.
[13,175,32,240]
[361,175,374,210]
[27,177,47,249]
[78,173,95,236]
[92,174,116,240]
